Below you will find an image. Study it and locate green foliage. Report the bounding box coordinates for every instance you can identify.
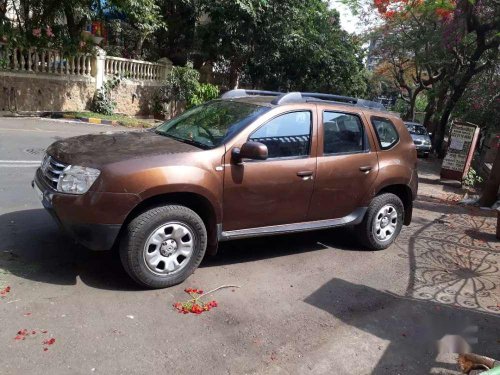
[188,84,220,108]
[393,98,408,115]
[111,0,164,36]
[198,0,368,95]
[90,75,122,115]
[392,94,428,117]
[167,66,200,101]
[415,94,428,112]
[153,66,219,117]
[452,68,500,131]
[462,168,483,189]
[109,0,165,58]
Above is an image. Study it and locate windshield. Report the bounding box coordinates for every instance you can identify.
[155,100,270,149]
[405,124,428,136]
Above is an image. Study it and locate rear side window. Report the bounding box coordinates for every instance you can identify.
[323,112,366,155]
[371,117,399,150]
[250,111,311,159]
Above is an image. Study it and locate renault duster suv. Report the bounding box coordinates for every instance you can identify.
[33,90,418,288]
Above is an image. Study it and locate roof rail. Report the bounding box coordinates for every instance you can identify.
[301,92,358,105]
[221,89,283,99]
[221,89,386,111]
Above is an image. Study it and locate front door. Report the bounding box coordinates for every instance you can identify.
[308,108,379,221]
[223,110,317,231]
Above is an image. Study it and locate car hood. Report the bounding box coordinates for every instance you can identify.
[46,130,202,167]
[410,134,431,143]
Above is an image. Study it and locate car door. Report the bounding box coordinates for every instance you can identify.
[222,108,318,231]
[307,106,379,221]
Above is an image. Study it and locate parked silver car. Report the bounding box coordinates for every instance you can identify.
[404,122,432,158]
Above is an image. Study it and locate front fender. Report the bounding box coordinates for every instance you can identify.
[138,181,223,223]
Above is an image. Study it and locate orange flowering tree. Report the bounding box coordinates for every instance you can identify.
[351,0,499,151]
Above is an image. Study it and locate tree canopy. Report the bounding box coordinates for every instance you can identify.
[1,0,369,97]
[357,0,499,150]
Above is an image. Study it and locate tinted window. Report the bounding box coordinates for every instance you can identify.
[323,112,366,154]
[250,111,311,159]
[405,123,427,135]
[372,117,399,149]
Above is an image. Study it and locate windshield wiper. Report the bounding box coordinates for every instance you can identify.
[156,131,210,150]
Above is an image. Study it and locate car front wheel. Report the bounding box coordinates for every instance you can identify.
[120,204,207,288]
[356,193,404,250]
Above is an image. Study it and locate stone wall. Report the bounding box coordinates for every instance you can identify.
[0,72,95,113]
[0,72,161,116]
[112,80,162,116]
[0,46,170,116]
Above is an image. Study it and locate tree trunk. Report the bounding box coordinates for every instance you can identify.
[479,147,500,206]
[0,1,7,19]
[134,36,146,59]
[422,98,435,130]
[402,85,424,121]
[228,61,242,89]
[64,5,79,41]
[403,97,416,121]
[433,68,476,154]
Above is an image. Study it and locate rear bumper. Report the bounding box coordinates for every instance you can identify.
[415,144,432,154]
[33,169,139,250]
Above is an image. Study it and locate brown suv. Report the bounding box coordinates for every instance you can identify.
[32,90,418,288]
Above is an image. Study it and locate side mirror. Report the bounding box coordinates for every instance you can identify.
[232,141,268,164]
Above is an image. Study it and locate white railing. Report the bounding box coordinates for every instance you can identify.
[105,56,165,81]
[0,44,171,87]
[0,46,92,77]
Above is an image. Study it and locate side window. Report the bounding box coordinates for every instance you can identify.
[371,117,399,150]
[249,111,311,159]
[323,112,366,155]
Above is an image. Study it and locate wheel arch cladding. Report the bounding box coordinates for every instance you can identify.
[377,184,413,225]
[121,191,220,256]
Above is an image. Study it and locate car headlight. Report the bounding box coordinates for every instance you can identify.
[57,165,101,194]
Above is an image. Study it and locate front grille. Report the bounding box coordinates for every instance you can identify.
[41,154,68,189]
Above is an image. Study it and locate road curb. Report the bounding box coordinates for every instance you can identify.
[51,113,118,126]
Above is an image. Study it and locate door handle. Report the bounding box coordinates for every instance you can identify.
[359,166,372,172]
[297,171,314,177]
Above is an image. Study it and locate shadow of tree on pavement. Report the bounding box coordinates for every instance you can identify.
[305,204,499,374]
[396,209,500,314]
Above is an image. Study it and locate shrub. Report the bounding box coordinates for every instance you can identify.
[188,83,220,108]
[90,75,121,115]
[462,168,483,189]
[153,65,220,118]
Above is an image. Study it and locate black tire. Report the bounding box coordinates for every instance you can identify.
[356,193,404,250]
[120,205,207,289]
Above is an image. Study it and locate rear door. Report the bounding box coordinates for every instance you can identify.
[307,106,379,221]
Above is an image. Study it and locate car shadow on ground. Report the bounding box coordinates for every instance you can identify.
[204,226,363,268]
[304,278,500,374]
[0,209,365,291]
[0,208,140,291]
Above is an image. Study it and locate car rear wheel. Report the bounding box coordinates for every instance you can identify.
[356,193,404,250]
[120,205,207,289]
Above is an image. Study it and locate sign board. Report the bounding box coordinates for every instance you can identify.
[440,121,480,182]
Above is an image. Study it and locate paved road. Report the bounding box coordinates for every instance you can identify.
[0,118,499,375]
[0,118,134,211]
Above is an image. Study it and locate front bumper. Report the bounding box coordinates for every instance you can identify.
[33,168,140,251]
